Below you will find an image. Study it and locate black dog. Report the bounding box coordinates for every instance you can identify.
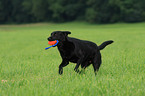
[47,31,113,75]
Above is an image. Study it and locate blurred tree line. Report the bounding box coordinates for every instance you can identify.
[0,0,145,24]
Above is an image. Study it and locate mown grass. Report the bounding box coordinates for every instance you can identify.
[0,22,145,96]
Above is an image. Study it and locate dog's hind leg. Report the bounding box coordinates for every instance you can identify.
[74,57,85,73]
[59,59,69,75]
[79,62,88,74]
[92,53,102,75]
[74,56,89,73]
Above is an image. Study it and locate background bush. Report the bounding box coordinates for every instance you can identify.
[0,0,145,24]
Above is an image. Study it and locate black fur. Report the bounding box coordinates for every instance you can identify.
[47,31,114,75]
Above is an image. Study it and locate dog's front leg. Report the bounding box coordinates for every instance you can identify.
[59,59,69,75]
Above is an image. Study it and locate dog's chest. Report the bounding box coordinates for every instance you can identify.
[62,49,78,63]
[57,42,77,61]
[59,46,74,57]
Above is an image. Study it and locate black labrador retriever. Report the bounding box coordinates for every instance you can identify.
[47,31,113,75]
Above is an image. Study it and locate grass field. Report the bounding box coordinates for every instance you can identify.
[0,22,145,96]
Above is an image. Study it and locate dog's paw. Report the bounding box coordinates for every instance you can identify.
[74,69,80,73]
[59,68,63,75]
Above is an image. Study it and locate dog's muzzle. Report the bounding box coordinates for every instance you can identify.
[48,37,53,41]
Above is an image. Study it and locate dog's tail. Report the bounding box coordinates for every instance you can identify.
[98,40,114,50]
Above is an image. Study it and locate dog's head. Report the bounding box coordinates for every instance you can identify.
[47,31,71,41]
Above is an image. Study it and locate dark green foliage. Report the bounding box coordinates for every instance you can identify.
[0,0,12,23]
[23,0,50,22]
[47,0,86,22]
[86,0,121,23]
[0,0,145,23]
[121,0,145,22]
[11,0,28,23]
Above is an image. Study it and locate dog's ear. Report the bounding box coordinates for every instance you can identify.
[62,31,71,36]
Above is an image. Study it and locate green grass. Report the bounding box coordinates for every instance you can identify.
[0,22,145,96]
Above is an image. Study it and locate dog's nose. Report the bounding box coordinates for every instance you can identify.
[48,37,52,41]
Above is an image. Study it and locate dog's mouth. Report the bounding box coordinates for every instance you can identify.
[47,37,55,41]
[48,40,56,41]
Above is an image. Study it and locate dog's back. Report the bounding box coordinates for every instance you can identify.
[67,37,99,52]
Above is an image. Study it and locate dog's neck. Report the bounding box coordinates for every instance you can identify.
[57,38,72,51]
[57,40,67,47]
[57,37,69,46]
